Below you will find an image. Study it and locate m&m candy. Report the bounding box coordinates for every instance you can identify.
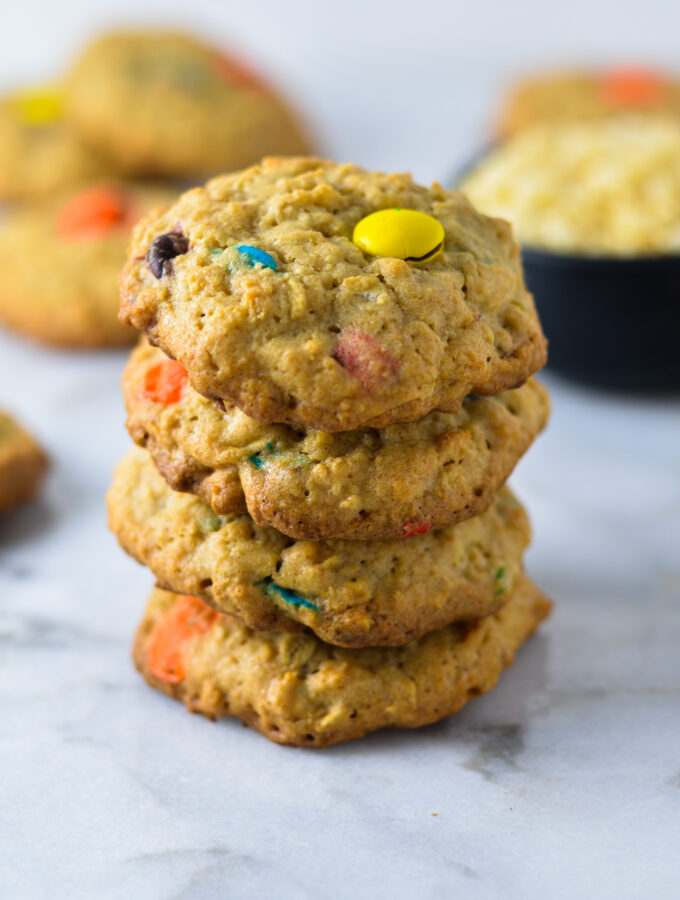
[57,187,129,241]
[139,359,188,404]
[599,67,669,109]
[13,87,63,125]
[353,208,445,263]
[234,245,278,270]
[147,229,190,278]
[147,594,221,684]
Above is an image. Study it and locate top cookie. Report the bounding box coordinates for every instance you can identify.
[66,30,311,177]
[120,157,547,431]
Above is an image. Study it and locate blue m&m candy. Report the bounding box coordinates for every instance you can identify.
[234,244,277,270]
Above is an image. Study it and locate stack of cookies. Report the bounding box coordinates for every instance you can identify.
[0,29,310,348]
[108,157,551,748]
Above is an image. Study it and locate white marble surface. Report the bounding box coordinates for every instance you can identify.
[2,324,680,900]
[2,3,680,896]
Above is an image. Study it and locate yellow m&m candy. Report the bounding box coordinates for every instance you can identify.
[353,208,445,263]
[12,87,63,126]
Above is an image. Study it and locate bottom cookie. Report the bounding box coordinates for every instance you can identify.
[0,411,48,513]
[133,575,551,748]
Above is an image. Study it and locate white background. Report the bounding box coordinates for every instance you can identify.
[1,4,680,899]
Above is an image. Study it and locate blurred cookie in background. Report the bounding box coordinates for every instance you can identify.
[0,183,177,348]
[0,411,48,513]
[66,30,312,178]
[497,67,680,138]
[0,86,112,202]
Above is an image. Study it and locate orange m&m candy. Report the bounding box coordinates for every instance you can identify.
[57,187,129,241]
[139,359,188,405]
[213,53,264,91]
[599,67,669,109]
[148,595,222,684]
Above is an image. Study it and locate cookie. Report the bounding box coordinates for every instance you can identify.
[0,183,177,348]
[66,30,311,177]
[123,340,550,540]
[134,576,551,747]
[0,86,111,202]
[497,67,680,137]
[0,411,48,513]
[119,157,547,431]
[107,446,531,647]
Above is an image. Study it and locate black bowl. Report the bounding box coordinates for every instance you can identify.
[520,247,680,389]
